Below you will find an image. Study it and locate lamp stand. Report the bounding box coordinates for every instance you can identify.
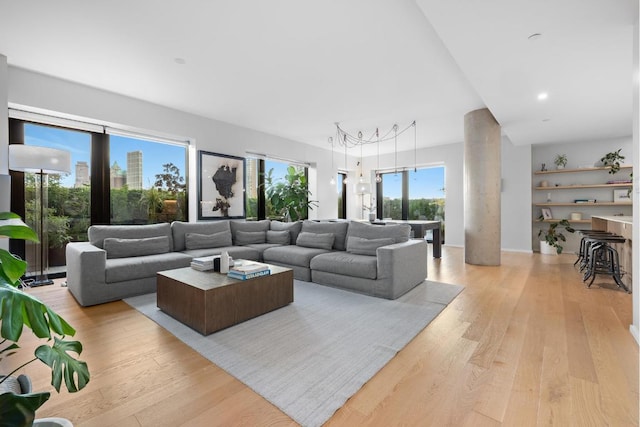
[31,170,53,286]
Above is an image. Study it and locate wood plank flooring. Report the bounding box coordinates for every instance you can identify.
[4,247,637,426]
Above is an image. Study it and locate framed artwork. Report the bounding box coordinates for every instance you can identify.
[198,151,246,220]
[613,189,631,203]
[541,208,553,220]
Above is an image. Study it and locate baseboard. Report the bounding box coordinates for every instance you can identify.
[501,248,534,254]
[630,325,640,346]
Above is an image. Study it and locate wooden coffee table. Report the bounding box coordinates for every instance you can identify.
[156,263,293,335]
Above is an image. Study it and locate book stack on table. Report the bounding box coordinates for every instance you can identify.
[228,260,271,280]
[190,256,215,271]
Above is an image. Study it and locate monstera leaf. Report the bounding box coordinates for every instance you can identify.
[0,391,50,427]
[0,282,76,342]
[36,337,90,393]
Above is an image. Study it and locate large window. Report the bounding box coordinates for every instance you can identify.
[337,172,346,219]
[10,118,189,278]
[109,135,187,225]
[244,157,310,221]
[377,166,445,233]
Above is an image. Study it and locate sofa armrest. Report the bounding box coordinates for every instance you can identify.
[66,242,107,305]
[375,240,428,298]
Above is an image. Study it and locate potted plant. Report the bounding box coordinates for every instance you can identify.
[153,163,186,218]
[0,212,90,426]
[600,148,625,174]
[538,218,575,254]
[264,166,318,221]
[554,154,567,169]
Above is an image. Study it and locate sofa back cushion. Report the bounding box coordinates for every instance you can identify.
[171,221,230,251]
[270,220,302,244]
[104,236,170,259]
[230,220,271,244]
[185,231,233,250]
[89,223,173,251]
[300,220,349,250]
[235,230,267,245]
[296,232,335,250]
[346,221,411,243]
[266,230,290,245]
[346,236,395,256]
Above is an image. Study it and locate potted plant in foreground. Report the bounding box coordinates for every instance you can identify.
[538,218,575,255]
[0,212,90,426]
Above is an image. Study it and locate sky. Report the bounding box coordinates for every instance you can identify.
[23,122,443,199]
[24,123,187,188]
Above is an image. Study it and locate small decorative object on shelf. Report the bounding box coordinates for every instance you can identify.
[541,163,547,171]
[554,154,568,169]
[600,148,625,174]
[541,208,553,219]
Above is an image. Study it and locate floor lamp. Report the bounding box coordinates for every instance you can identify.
[9,145,71,286]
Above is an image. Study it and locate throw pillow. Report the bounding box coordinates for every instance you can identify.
[235,230,267,245]
[104,236,170,259]
[301,220,349,250]
[270,220,302,244]
[296,232,335,250]
[346,236,395,256]
[266,230,290,245]
[346,220,411,243]
[185,231,233,250]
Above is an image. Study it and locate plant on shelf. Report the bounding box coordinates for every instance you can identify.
[264,166,318,221]
[0,212,90,426]
[537,217,575,255]
[600,148,625,174]
[554,154,567,169]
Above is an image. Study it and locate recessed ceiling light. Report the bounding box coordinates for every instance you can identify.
[528,33,542,41]
[174,57,186,65]
[542,118,551,122]
[537,92,548,101]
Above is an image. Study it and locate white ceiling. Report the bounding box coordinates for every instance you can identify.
[0,0,636,155]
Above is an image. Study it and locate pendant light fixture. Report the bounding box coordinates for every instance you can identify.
[375,128,382,183]
[329,137,336,185]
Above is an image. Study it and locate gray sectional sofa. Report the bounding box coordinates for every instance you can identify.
[65,219,428,306]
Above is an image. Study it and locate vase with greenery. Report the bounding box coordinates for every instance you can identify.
[264,166,318,221]
[0,212,90,426]
[554,154,567,169]
[600,149,625,174]
[537,218,575,254]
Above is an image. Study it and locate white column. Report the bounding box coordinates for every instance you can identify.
[464,108,501,266]
[631,17,639,345]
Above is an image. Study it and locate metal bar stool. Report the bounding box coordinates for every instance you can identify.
[582,234,628,292]
[574,230,615,267]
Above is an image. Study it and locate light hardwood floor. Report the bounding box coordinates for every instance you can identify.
[5,247,638,426]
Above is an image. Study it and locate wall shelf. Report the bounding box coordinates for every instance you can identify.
[534,202,632,207]
[535,183,631,190]
[533,219,592,224]
[534,165,633,175]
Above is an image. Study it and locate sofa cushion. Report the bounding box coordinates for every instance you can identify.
[235,230,266,245]
[104,252,191,283]
[263,245,331,268]
[180,245,261,261]
[346,220,410,243]
[301,220,349,250]
[90,223,173,250]
[104,236,170,259]
[266,230,290,245]
[310,251,378,280]
[230,220,271,244]
[171,221,230,251]
[296,232,334,250]
[185,231,233,250]
[346,236,395,256]
[270,220,302,244]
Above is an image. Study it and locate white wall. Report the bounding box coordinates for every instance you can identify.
[0,55,9,251]
[631,16,639,344]
[501,137,532,252]
[3,66,342,221]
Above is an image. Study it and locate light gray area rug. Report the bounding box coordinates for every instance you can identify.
[124,280,463,427]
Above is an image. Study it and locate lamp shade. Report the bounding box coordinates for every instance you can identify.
[9,145,71,174]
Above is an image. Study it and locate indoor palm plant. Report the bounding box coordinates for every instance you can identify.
[0,212,90,426]
[264,166,318,221]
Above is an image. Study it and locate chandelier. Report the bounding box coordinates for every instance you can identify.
[328,121,417,185]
